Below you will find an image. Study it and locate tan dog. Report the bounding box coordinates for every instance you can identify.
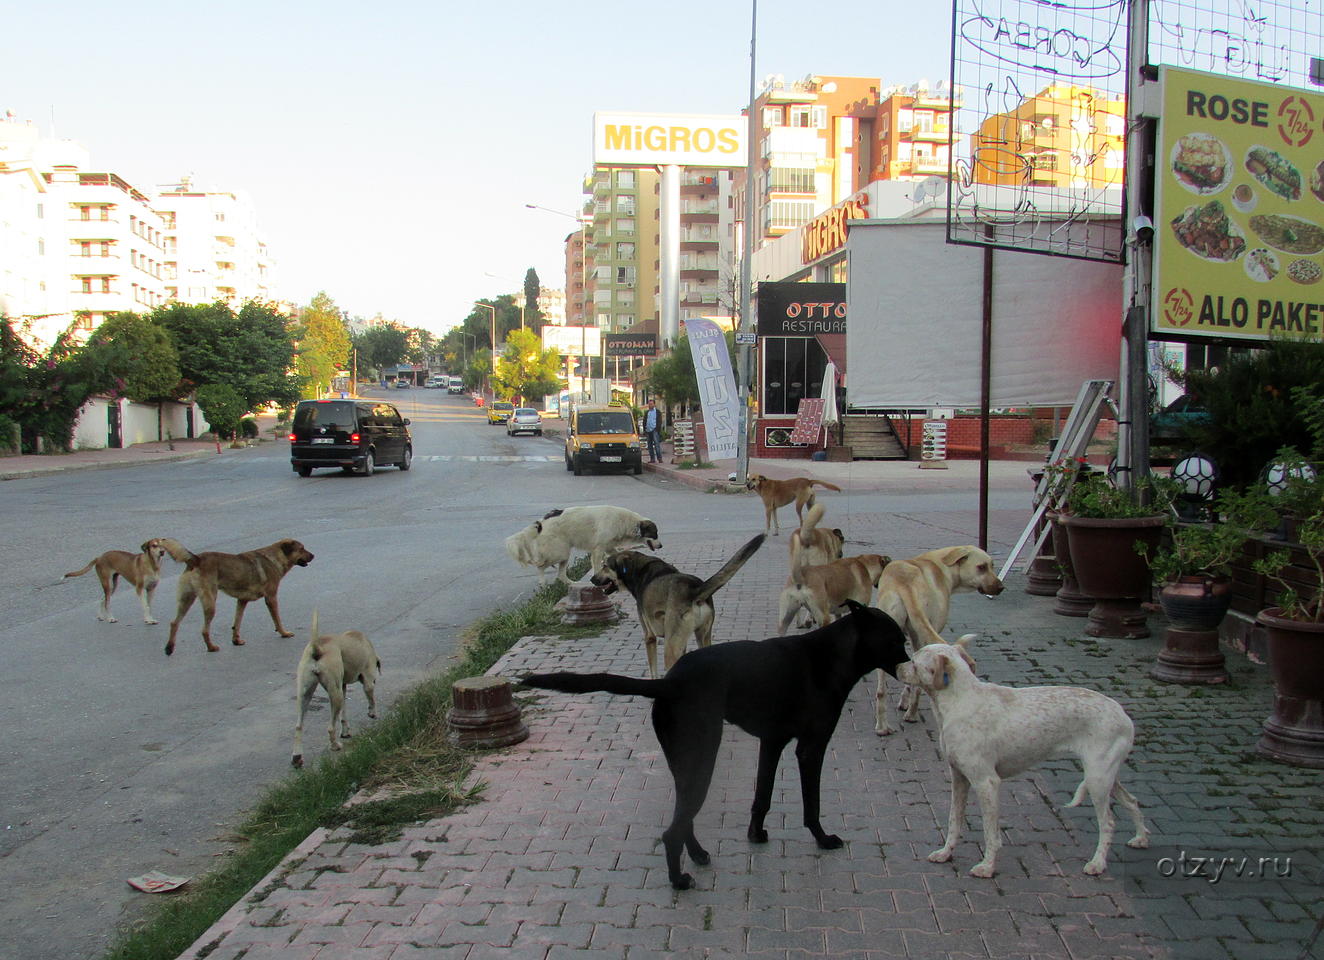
[778,552,890,633]
[292,610,380,768]
[788,502,844,570]
[746,473,842,535]
[872,545,1004,735]
[161,538,315,655]
[63,539,169,624]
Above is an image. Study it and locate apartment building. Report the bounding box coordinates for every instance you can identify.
[864,81,962,183]
[970,83,1126,188]
[583,165,659,334]
[154,178,275,305]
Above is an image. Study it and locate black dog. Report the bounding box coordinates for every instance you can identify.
[521,601,910,890]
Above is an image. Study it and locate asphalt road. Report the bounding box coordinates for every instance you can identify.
[0,388,1033,960]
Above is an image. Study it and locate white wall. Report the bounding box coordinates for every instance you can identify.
[71,397,210,450]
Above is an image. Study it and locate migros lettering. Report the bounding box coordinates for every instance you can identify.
[603,123,740,156]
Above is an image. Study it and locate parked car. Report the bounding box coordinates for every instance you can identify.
[564,404,642,475]
[447,377,464,394]
[288,398,412,477]
[506,407,542,436]
[395,379,411,389]
[424,376,446,389]
[487,400,516,424]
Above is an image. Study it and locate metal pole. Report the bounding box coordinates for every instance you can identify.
[734,0,758,485]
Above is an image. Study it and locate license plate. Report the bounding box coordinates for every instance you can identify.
[601,455,621,463]
[312,438,334,444]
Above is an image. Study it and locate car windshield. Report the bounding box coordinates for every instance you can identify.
[515,408,537,417]
[495,402,514,410]
[294,401,354,431]
[579,412,635,434]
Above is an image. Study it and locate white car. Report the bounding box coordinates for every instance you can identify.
[506,407,543,436]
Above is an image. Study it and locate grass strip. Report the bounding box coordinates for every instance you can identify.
[104,559,596,960]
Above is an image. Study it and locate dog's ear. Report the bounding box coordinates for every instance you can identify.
[843,598,867,615]
[534,520,543,534]
[141,540,155,553]
[938,546,973,567]
[955,634,978,672]
[932,652,953,690]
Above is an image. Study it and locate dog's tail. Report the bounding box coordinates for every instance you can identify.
[696,533,766,603]
[810,480,843,492]
[799,501,826,534]
[159,538,199,568]
[521,671,664,699]
[63,560,96,579]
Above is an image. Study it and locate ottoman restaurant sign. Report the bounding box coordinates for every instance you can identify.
[1155,66,1324,341]
[603,333,657,357]
[756,282,847,336]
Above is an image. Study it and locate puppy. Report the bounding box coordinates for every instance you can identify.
[63,539,169,624]
[162,538,315,655]
[292,610,380,768]
[746,473,842,535]
[592,535,764,678]
[899,641,1148,878]
[778,552,890,633]
[788,502,844,570]
[522,602,911,889]
[872,545,1004,735]
[506,505,660,585]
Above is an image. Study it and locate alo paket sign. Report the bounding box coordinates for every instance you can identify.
[756,282,847,336]
[603,333,657,357]
[1155,66,1324,341]
[594,112,746,168]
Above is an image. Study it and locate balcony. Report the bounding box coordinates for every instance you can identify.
[680,292,720,307]
[680,239,718,251]
[680,268,718,281]
[909,127,950,143]
[680,211,719,225]
[911,156,950,175]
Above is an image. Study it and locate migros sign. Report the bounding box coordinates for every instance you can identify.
[594,112,746,168]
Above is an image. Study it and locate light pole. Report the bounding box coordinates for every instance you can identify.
[525,203,591,400]
[473,302,498,398]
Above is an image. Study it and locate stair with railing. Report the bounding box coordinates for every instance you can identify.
[838,415,908,460]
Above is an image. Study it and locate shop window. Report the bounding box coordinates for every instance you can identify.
[761,336,828,416]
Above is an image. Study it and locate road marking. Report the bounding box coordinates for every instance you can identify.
[428,455,559,462]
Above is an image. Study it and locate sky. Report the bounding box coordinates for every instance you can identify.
[5,1,955,336]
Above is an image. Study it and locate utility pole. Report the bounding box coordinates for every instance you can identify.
[734,0,758,485]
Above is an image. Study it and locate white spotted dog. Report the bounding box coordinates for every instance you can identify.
[898,641,1149,879]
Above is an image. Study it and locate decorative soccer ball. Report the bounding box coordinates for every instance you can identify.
[1171,455,1217,500]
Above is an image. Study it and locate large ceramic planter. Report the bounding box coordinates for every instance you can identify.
[1025,511,1064,596]
[1256,607,1324,769]
[1050,512,1094,617]
[1062,514,1165,638]
[1152,576,1233,684]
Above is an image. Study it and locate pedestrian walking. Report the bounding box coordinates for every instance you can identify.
[643,399,663,463]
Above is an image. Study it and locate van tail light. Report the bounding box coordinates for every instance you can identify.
[350,433,361,444]
[287,433,296,442]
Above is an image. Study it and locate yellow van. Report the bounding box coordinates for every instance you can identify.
[564,404,642,475]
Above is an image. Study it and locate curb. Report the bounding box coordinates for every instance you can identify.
[0,447,216,482]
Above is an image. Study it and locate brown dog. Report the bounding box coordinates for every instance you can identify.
[872,545,1004,735]
[292,610,380,768]
[788,502,844,570]
[746,473,842,535]
[63,539,169,624]
[778,552,890,633]
[161,538,315,655]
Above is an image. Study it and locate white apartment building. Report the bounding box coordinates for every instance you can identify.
[0,114,275,349]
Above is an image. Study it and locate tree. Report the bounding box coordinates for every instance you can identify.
[640,330,737,414]
[152,300,301,411]
[295,292,352,399]
[494,328,564,403]
[195,383,248,441]
[0,316,92,452]
[523,268,545,333]
[353,325,409,378]
[76,311,183,441]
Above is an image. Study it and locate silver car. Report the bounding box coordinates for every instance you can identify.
[506,407,543,436]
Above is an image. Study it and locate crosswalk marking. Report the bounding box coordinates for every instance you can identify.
[428,455,559,462]
[178,454,560,465]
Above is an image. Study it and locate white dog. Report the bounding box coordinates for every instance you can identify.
[292,611,380,768]
[873,545,1004,735]
[505,506,661,584]
[899,641,1149,878]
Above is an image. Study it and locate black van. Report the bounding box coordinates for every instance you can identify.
[289,399,412,477]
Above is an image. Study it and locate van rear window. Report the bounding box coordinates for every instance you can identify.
[294,401,355,431]
[579,412,635,434]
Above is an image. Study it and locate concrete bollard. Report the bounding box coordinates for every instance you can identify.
[560,583,617,626]
[446,676,528,749]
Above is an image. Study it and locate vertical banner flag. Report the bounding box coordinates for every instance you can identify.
[684,317,739,460]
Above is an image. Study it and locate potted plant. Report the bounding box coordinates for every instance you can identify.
[1038,457,1095,616]
[1141,484,1276,684]
[1060,473,1166,638]
[1251,457,1324,768]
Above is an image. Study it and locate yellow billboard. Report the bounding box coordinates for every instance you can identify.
[594,112,746,168]
[1155,67,1324,341]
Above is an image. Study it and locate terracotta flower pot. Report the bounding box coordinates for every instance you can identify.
[1049,512,1094,617]
[1062,514,1165,638]
[1255,607,1324,769]
[1152,576,1232,684]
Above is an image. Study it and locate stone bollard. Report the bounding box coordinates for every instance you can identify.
[446,676,528,749]
[560,583,617,626]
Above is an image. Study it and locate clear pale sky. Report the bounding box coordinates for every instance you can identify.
[5,1,955,335]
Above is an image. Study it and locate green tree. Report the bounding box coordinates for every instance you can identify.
[195,383,248,441]
[152,300,300,410]
[640,330,737,413]
[494,328,564,403]
[295,292,352,399]
[353,325,409,379]
[523,269,545,333]
[75,311,183,441]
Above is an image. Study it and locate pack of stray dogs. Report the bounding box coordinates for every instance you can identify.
[511,484,1149,890]
[62,535,377,768]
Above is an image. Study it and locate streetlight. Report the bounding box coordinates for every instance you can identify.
[525,203,591,400]
[473,302,497,371]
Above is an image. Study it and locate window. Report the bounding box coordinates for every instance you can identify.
[36,203,43,219]
[762,106,783,128]
[769,165,815,194]
[761,336,828,416]
[617,170,635,188]
[616,217,635,235]
[790,105,813,127]
[617,242,634,259]
[616,266,636,285]
[766,199,814,231]
[616,195,636,215]
[811,105,828,129]
[37,238,44,255]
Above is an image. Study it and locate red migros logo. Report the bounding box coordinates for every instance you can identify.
[1162,288,1196,327]
[1277,96,1315,149]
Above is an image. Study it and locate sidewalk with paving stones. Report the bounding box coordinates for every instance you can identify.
[176,508,1322,960]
